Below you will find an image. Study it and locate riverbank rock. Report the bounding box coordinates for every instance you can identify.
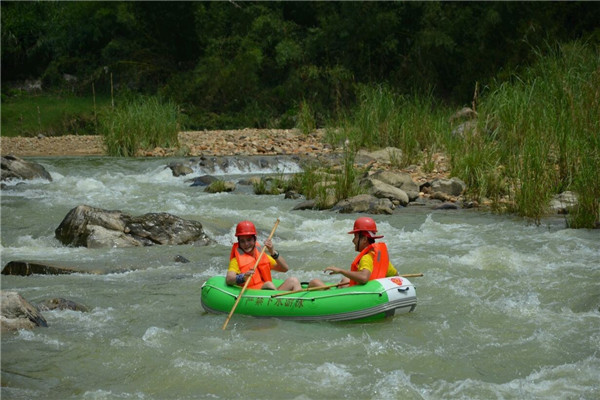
[370,170,420,200]
[357,147,403,165]
[1,291,48,332]
[332,194,394,214]
[1,155,53,182]
[428,177,467,197]
[55,204,212,248]
[549,191,578,214]
[361,178,410,206]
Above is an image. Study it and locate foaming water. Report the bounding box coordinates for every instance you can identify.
[2,157,599,399]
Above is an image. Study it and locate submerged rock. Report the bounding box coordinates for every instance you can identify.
[2,260,80,276]
[37,298,88,312]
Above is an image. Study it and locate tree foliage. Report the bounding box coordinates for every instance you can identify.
[2,1,599,128]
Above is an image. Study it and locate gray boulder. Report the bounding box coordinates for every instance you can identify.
[357,147,403,165]
[55,204,212,248]
[167,162,194,177]
[332,194,394,214]
[368,170,420,201]
[361,178,409,206]
[430,178,466,197]
[1,291,48,332]
[1,155,52,182]
[292,199,317,211]
[187,175,219,187]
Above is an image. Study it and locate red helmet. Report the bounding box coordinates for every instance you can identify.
[235,220,257,237]
[347,217,383,239]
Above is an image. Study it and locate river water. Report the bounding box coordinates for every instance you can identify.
[1,157,599,400]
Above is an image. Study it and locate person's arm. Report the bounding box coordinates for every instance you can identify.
[264,238,289,272]
[226,258,254,286]
[225,269,239,286]
[323,266,371,284]
[387,261,399,277]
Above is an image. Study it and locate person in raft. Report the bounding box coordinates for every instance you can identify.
[309,217,399,288]
[226,220,302,291]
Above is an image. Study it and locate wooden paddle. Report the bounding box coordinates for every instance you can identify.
[271,281,348,298]
[222,218,280,330]
[398,273,424,278]
[271,273,424,298]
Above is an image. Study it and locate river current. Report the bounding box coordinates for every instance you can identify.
[1,156,599,400]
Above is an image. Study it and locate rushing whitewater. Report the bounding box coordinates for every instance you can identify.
[2,157,599,399]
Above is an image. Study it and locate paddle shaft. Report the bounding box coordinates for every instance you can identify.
[222,218,280,330]
[271,281,347,298]
[400,273,424,278]
[270,273,424,298]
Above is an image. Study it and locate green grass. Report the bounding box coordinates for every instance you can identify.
[99,96,180,157]
[1,92,110,137]
[253,176,290,195]
[289,143,366,209]
[296,99,316,135]
[325,84,450,167]
[205,180,227,193]
[473,40,599,226]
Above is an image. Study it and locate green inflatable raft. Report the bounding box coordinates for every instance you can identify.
[201,276,417,322]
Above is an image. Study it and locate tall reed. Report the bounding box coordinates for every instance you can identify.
[99,96,180,156]
[333,140,363,202]
[474,40,599,226]
[328,84,449,167]
[296,99,316,135]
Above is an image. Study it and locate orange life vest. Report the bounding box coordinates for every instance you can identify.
[230,242,272,289]
[348,242,389,286]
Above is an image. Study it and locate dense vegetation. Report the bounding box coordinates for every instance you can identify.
[2,1,598,128]
[2,2,598,228]
[290,41,599,228]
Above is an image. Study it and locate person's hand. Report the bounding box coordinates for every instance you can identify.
[264,238,274,253]
[323,266,342,275]
[244,269,254,280]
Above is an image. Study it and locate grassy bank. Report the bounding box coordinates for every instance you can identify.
[1,92,110,137]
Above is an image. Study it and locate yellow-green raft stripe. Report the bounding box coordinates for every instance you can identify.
[201,276,417,322]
